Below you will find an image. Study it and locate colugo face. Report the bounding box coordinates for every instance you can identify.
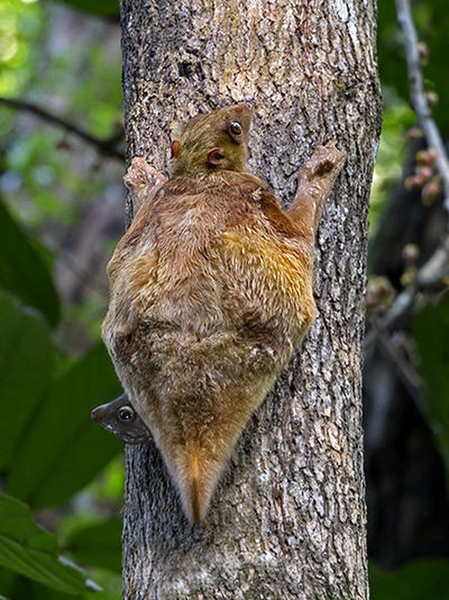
[171,103,252,176]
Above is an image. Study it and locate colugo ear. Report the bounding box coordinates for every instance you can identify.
[207,147,225,167]
[171,140,181,159]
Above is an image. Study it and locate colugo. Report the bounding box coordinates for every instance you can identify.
[102,104,346,523]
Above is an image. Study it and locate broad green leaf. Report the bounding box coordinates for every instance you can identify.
[0,494,89,595]
[64,519,121,573]
[0,200,60,327]
[413,293,449,470]
[0,575,119,600]
[0,293,53,470]
[7,344,122,509]
[370,559,449,599]
[0,566,15,599]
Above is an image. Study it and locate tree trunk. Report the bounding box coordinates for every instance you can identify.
[119,0,381,598]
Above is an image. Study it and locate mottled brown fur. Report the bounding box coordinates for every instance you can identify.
[102,104,346,523]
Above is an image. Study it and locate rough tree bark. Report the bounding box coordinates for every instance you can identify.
[118,0,381,598]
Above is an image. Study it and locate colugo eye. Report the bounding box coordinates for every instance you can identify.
[229,121,242,136]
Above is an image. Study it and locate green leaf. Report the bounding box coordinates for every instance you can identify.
[370,559,449,599]
[0,292,53,470]
[0,200,60,326]
[6,344,122,509]
[0,575,119,600]
[0,493,90,595]
[413,293,449,470]
[0,566,16,599]
[64,519,121,573]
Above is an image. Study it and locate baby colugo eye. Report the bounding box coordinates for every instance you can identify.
[118,406,134,422]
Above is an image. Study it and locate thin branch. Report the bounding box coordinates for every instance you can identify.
[377,331,425,415]
[366,0,449,346]
[395,0,449,214]
[365,237,449,347]
[0,96,125,161]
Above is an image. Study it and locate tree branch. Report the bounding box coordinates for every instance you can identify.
[395,0,449,214]
[0,97,125,161]
[376,330,424,414]
[366,0,449,346]
[365,237,449,347]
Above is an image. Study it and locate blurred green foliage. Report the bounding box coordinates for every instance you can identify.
[0,201,60,324]
[0,493,93,595]
[0,0,41,99]
[368,93,415,229]
[0,280,122,598]
[414,293,449,478]
[44,0,119,18]
[1,0,123,349]
[370,559,449,599]
[0,1,124,598]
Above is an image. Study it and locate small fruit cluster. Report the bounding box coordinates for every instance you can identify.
[404,145,441,205]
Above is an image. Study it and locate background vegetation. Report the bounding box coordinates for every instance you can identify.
[0,0,448,597]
